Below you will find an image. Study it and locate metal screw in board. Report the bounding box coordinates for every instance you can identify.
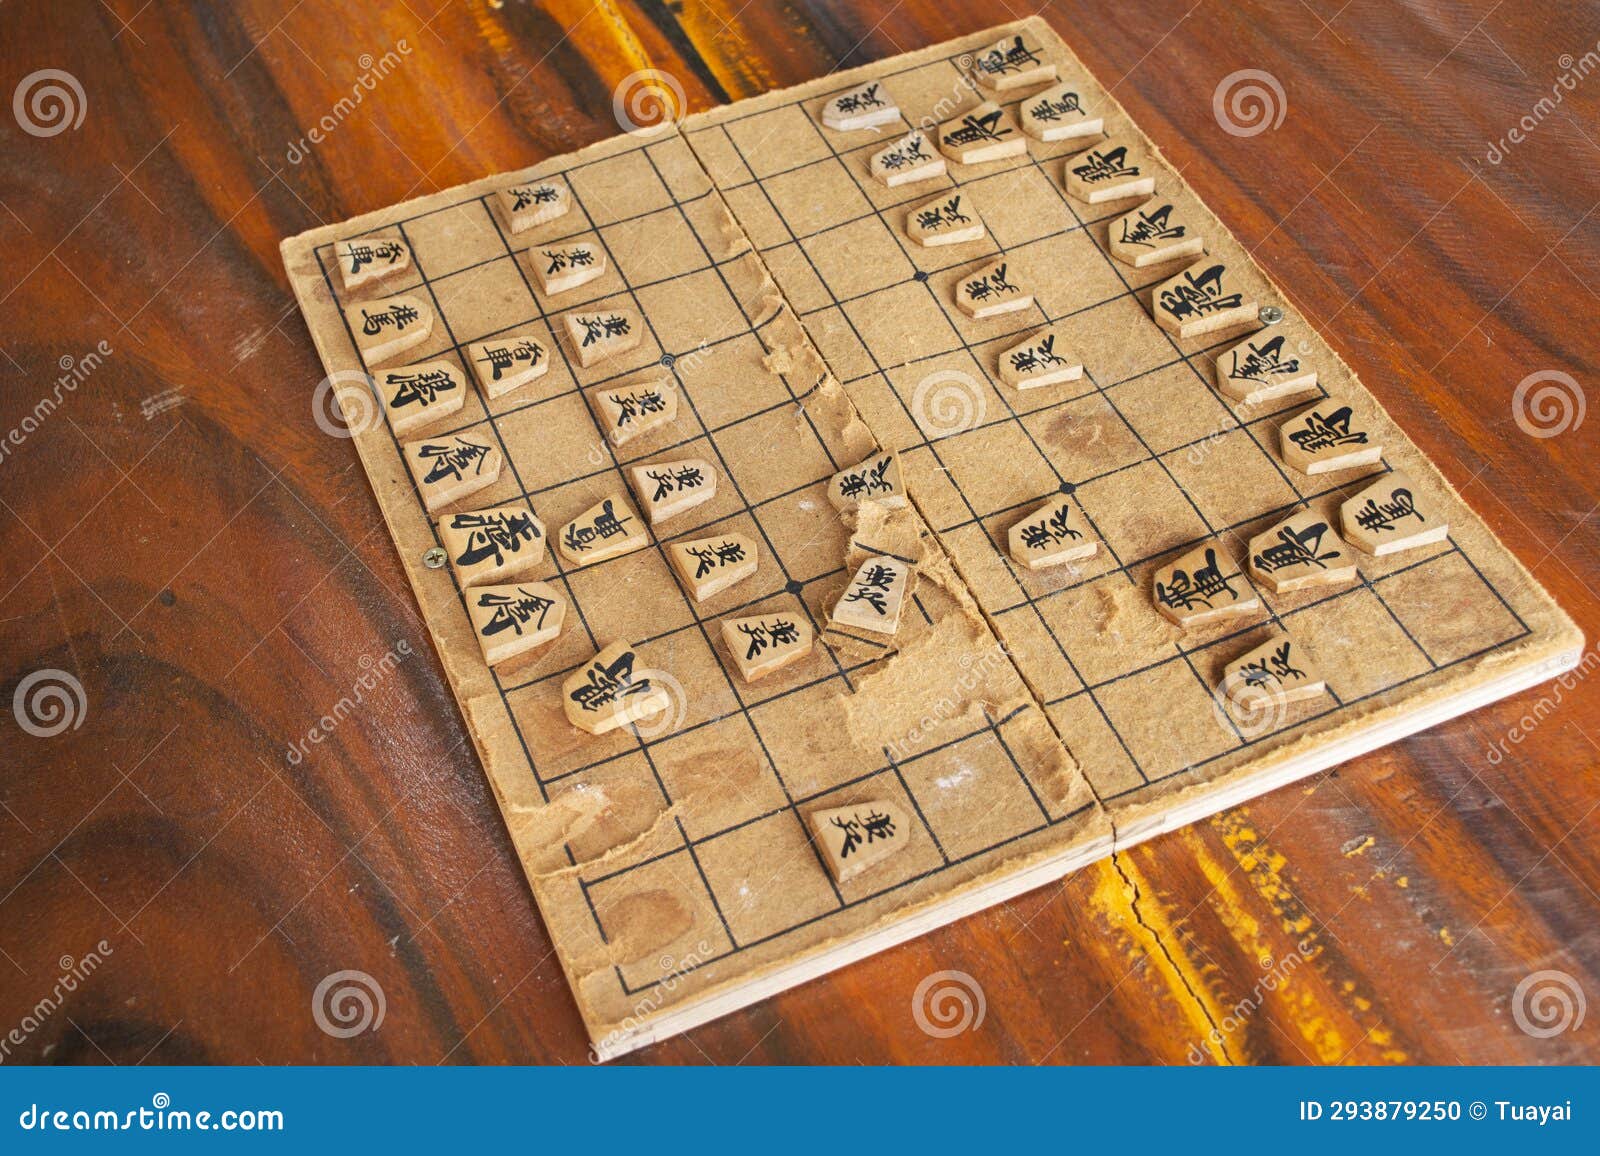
[422,546,447,569]
[1259,305,1285,325]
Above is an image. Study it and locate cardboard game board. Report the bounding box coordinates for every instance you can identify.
[281,17,1583,1058]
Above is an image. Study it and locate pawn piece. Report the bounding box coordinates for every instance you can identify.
[467,334,548,399]
[955,259,1032,319]
[809,800,910,883]
[1109,201,1205,268]
[1019,82,1102,142]
[1221,633,1327,709]
[1341,471,1449,556]
[1151,259,1258,339]
[830,556,909,636]
[498,178,570,233]
[402,434,503,514]
[595,374,679,446]
[828,452,906,512]
[557,494,649,568]
[907,192,986,247]
[820,80,899,132]
[938,101,1027,165]
[1152,540,1261,627]
[1247,511,1359,593]
[337,234,412,292]
[999,328,1082,389]
[721,612,814,682]
[378,359,466,437]
[562,640,671,736]
[869,130,946,188]
[439,505,546,587]
[1063,142,1154,203]
[345,293,433,367]
[1279,400,1382,475]
[971,32,1056,92]
[669,534,758,602]
[465,581,566,667]
[1008,496,1097,570]
[531,240,606,296]
[565,308,642,368]
[629,458,717,525]
[1216,331,1316,405]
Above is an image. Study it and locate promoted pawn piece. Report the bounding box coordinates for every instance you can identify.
[557,494,649,567]
[938,101,1027,165]
[465,581,566,667]
[565,308,642,368]
[907,192,985,247]
[1008,496,1097,570]
[721,612,814,682]
[1221,633,1327,710]
[999,328,1082,389]
[809,800,910,883]
[869,130,946,188]
[595,374,679,446]
[1279,399,1382,474]
[1341,472,1449,556]
[439,504,546,588]
[562,640,671,736]
[1152,540,1261,628]
[1019,82,1102,142]
[531,240,606,296]
[1247,511,1359,593]
[629,458,716,525]
[1216,331,1317,405]
[1063,142,1154,203]
[828,451,907,512]
[337,234,412,291]
[971,32,1056,91]
[955,258,1032,319]
[346,293,433,366]
[498,178,570,233]
[402,434,503,514]
[1109,201,1205,268]
[1151,259,1258,338]
[378,359,465,437]
[820,80,899,132]
[830,556,909,636]
[467,334,548,399]
[669,534,758,602]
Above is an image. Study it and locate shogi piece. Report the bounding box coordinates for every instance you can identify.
[907,192,985,247]
[721,612,814,682]
[827,452,907,512]
[1008,497,1097,570]
[1109,201,1205,268]
[1019,82,1102,142]
[1222,633,1327,706]
[465,581,566,667]
[1247,511,1359,594]
[595,375,679,446]
[402,434,503,514]
[628,458,717,525]
[830,556,909,636]
[498,178,570,233]
[1341,471,1449,556]
[955,259,1032,319]
[345,293,432,366]
[557,494,649,567]
[1151,259,1258,339]
[999,328,1082,389]
[565,308,642,368]
[531,240,606,296]
[1279,399,1382,474]
[938,101,1027,165]
[1152,541,1260,628]
[378,359,465,437]
[809,800,910,883]
[1063,142,1155,203]
[337,234,411,291]
[438,505,546,587]
[468,334,548,399]
[820,80,899,132]
[971,32,1056,92]
[869,131,946,188]
[1216,331,1317,405]
[562,640,671,736]
[669,534,758,602]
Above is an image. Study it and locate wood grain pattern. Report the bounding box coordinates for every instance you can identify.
[1,0,1595,1065]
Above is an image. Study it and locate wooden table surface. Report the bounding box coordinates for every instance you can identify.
[3,0,1596,1065]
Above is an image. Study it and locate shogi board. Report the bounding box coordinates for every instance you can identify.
[281,17,1582,1059]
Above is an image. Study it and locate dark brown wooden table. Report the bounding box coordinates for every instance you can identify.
[3,0,1596,1065]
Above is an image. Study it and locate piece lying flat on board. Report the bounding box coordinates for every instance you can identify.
[557,494,649,567]
[828,452,907,512]
[938,101,1027,165]
[907,193,986,247]
[971,32,1056,91]
[1008,496,1097,570]
[1248,511,1359,593]
[869,130,946,187]
[1109,201,1205,268]
[1279,399,1382,474]
[562,640,671,736]
[669,534,758,602]
[565,308,642,368]
[402,433,502,514]
[595,374,680,446]
[1221,632,1327,708]
[721,612,814,682]
[345,293,433,366]
[830,556,910,636]
[1019,81,1102,142]
[1152,540,1261,628]
[1151,259,1258,339]
[820,80,900,131]
[468,334,549,398]
[955,259,1031,318]
[498,178,570,233]
[531,240,606,296]
[1216,330,1316,405]
[439,504,546,588]
[999,328,1082,389]
[1341,471,1449,556]
[809,801,911,883]
[465,581,566,666]
[629,458,717,525]
[337,234,411,291]
[378,359,465,437]
[1063,141,1154,203]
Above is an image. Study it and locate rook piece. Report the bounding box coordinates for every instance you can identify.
[820,81,900,132]
[378,359,465,437]
[1221,633,1327,710]
[955,258,1032,319]
[498,178,570,233]
[1279,399,1382,474]
[971,33,1056,92]
[468,334,548,399]
[809,800,910,883]
[869,130,946,188]
[629,458,717,525]
[1341,471,1448,556]
[345,293,433,366]
[402,434,502,514]
[565,308,642,368]
[1019,81,1102,142]
[561,641,671,736]
[465,581,566,666]
[668,534,758,602]
[938,101,1027,165]
[999,328,1082,389]
[1151,260,1258,338]
[337,234,412,291]
[906,193,986,248]
[439,504,546,588]
[557,494,649,567]
[531,240,606,296]
[830,556,909,636]
[1152,540,1261,627]
[1063,141,1155,203]
[1216,331,1317,405]
[828,452,907,512]
[1247,511,1359,593]
[1109,201,1205,268]
[595,374,679,446]
[721,612,814,682]
[1008,496,1097,569]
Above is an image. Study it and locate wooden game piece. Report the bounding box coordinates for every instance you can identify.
[402,433,503,514]
[830,556,909,636]
[1279,399,1382,474]
[906,193,986,247]
[336,234,412,291]
[937,101,1027,165]
[827,452,907,512]
[998,328,1082,389]
[557,494,649,567]
[955,258,1032,319]
[1018,81,1102,142]
[438,504,546,588]
[565,308,642,368]
[970,32,1056,91]
[1247,511,1359,593]
[345,293,433,366]
[720,612,814,682]
[1152,540,1260,627]
[1109,201,1205,268]
[1340,471,1449,556]
[561,640,671,736]
[1215,331,1316,405]
[808,800,910,883]
[668,534,758,602]
[820,80,899,132]
[498,178,570,233]
[377,359,466,437]
[869,130,946,188]
[1221,633,1326,706]
[1151,259,1258,338]
[1008,496,1097,570]
[595,374,679,446]
[629,458,717,525]
[464,581,566,666]
[1063,141,1155,203]
[467,334,549,399]
[531,240,606,296]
